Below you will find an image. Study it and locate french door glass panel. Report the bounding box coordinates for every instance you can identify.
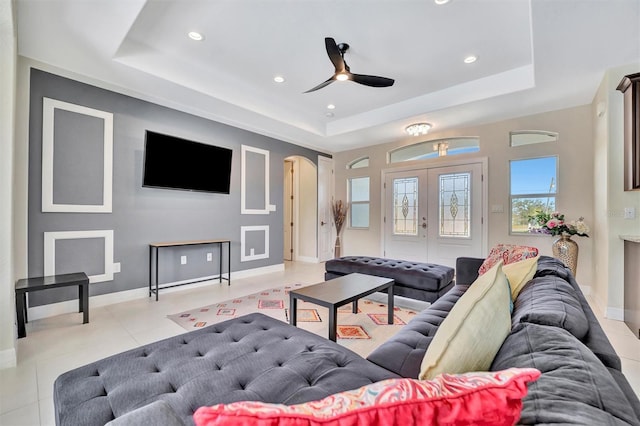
[439,172,471,238]
[393,177,418,236]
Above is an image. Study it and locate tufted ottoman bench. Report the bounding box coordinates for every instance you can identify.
[324,256,455,303]
[53,313,398,426]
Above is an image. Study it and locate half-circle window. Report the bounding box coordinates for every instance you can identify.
[347,157,369,169]
[388,137,480,164]
[510,130,558,147]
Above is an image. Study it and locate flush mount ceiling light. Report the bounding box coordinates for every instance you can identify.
[273,76,285,83]
[464,55,478,64]
[405,123,432,136]
[435,0,451,4]
[188,31,204,41]
[327,104,336,110]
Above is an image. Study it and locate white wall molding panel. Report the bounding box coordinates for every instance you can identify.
[240,225,269,261]
[42,97,113,213]
[44,230,115,283]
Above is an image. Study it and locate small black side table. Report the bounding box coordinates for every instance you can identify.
[15,272,89,338]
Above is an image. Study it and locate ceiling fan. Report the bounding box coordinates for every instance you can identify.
[304,37,395,93]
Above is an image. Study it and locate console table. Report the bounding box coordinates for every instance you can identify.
[149,239,230,301]
[15,272,89,338]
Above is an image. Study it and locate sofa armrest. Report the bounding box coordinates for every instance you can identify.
[455,257,484,286]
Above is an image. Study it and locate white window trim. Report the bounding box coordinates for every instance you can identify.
[509,155,558,235]
[348,176,370,229]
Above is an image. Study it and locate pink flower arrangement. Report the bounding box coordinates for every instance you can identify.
[528,211,589,237]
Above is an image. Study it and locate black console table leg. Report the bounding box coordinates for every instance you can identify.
[81,283,89,324]
[16,292,26,338]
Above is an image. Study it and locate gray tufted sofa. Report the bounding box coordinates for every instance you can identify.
[54,256,640,425]
[324,256,454,303]
[367,256,640,425]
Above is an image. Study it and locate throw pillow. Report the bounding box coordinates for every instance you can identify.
[193,368,541,426]
[503,256,539,300]
[478,244,539,275]
[419,261,511,380]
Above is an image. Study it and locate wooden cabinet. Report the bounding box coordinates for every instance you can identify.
[623,238,640,339]
[617,72,640,191]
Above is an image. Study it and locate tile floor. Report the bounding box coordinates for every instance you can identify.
[1,261,638,425]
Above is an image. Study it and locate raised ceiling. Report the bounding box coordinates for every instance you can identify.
[16,0,640,153]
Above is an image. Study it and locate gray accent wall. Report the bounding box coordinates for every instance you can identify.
[28,69,329,306]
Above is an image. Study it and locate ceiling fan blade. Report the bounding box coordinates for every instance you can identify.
[303,77,335,93]
[325,37,345,72]
[351,74,395,88]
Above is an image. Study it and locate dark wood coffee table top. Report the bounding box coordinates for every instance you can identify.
[289,273,395,341]
[290,273,394,305]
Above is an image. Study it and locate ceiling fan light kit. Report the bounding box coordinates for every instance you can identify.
[304,37,395,93]
[405,123,432,136]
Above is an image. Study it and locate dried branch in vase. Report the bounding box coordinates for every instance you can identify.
[332,200,349,235]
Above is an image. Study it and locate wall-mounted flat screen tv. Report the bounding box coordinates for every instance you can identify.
[142,131,232,194]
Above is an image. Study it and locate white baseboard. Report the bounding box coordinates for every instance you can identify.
[27,264,286,321]
[606,307,624,321]
[232,263,284,278]
[0,347,17,369]
[296,256,319,263]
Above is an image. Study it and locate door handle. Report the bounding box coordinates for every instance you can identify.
[320,221,326,226]
[421,222,427,229]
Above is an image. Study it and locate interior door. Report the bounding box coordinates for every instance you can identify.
[426,163,484,267]
[383,169,429,261]
[318,156,334,262]
[383,163,484,267]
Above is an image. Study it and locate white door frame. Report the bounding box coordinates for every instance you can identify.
[380,157,489,259]
[318,156,334,262]
[283,159,294,261]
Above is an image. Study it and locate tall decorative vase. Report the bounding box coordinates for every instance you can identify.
[334,235,341,258]
[552,234,579,277]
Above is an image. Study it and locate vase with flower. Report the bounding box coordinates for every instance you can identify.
[331,200,349,258]
[528,211,590,277]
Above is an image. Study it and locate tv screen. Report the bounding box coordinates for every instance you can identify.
[142,131,232,194]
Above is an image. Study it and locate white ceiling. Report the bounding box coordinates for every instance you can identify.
[16,0,640,153]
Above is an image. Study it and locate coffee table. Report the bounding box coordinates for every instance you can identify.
[289,273,395,341]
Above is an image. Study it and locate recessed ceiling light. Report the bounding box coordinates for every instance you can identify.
[273,76,285,83]
[327,104,336,110]
[188,31,204,41]
[435,0,450,4]
[464,55,477,64]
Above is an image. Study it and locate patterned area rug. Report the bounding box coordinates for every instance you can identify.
[168,283,423,357]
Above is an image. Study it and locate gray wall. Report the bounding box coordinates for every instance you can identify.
[28,69,328,306]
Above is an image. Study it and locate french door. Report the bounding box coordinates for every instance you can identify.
[383,163,484,267]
